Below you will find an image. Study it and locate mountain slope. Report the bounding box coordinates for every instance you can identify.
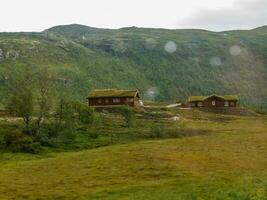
[1,24,267,107]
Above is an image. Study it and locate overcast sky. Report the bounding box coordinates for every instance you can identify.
[0,0,266,32]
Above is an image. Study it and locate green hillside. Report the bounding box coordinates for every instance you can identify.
[1,24,267,107]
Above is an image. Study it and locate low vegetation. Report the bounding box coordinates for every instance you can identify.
[0,61,266,199]
[0,106,266,199]
[0,67,199,154]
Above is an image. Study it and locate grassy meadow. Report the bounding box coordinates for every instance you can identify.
[0,107,266,200]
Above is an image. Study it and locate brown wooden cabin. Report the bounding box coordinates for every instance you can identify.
[188,94,239,108]
[87,89,141,107]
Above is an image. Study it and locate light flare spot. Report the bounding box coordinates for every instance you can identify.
[229,45,241,56]
[145,87,159,101]
[210,56,222,67]
[164,41,177,53]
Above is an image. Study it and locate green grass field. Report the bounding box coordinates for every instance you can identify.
[0,108,266,200]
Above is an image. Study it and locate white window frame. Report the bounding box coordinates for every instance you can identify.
[197,102,203,107]
[212,100,216,106]
[113,98,120,103]
[224,101,229,107]
[126,97,134,102]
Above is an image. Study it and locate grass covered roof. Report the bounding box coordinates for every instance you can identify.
[188,94,239,102]
[88,89,140,98]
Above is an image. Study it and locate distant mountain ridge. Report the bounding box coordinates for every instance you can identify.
[0,24,267,108]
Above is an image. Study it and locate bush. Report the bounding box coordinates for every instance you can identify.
[75,103,96,125]
[119,106,135,127]
[253,108,267,115]
[3,131,40,153]
[36,123,61,146]
[35,100,80,147]
[87,131,99,139]
[149,124,164,138]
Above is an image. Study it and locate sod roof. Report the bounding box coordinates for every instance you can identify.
[88,89,140,98]
[188,94,239,102]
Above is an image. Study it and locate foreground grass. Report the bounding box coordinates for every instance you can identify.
[0,114,266,200]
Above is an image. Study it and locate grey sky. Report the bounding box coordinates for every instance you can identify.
[0,0,266,32]
[179,0,267,31]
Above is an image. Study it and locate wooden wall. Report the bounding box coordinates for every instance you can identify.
[190,97,238,108]
[88,97,140,107]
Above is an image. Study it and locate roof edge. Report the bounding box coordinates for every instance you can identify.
[88,89,140,98]
[188,94,239,102]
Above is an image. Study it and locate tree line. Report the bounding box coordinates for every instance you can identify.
[1,67,135,153]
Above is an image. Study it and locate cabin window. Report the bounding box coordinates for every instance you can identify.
[230,101,235,106]
[105,98,109,103]
[197,102,203,107]
[224,101,229,107]
[97,99,102,103]
[126,98,134,102]
[191,103,196,107]
[113,98,120,103]
[212,100,216,106]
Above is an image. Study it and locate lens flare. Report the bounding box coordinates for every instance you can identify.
[164,41,177,53]
[210,56,222,67]
[229,45,241,56]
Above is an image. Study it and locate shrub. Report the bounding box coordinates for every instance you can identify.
[3,131,40,153]
[253,108,267,115]
[74,103,96,125]
[36,123,61,146]
[87,131,99,139]
[119,106,135,127]
[38,100,77,146]
[149,124,164,138]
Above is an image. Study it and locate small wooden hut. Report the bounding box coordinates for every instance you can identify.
[87,89,141,107]
[188,94,239,108]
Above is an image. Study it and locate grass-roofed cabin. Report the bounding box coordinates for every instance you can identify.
[87,89,141,107]
[188,94,239,108]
